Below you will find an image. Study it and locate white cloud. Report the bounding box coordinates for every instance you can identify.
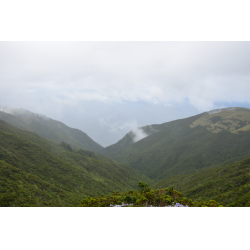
[131,127,149,143]
[1,42,250,145]
[1,42,250,112]
[99,118,149,143]
[207,107,236,115]
[0,105,50,120]
[119,121,150,143]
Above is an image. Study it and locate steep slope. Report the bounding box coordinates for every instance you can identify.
[104,107,250,179]
[0,160,78,207]
[104,123,167,156]
[0,119,151,206]
[0,105,103,153]
[152,156,250,207]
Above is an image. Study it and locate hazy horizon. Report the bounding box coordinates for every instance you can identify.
[1,42,250,146]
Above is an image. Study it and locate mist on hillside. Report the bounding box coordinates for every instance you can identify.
[118,120,149,143]
[0,105,50,121]
[131,127,148,143]
[207,107,236,115]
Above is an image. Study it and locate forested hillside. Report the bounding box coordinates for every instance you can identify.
[79,154,250,207]
[153,156,250,207]
[0,160,78,206]
[0,119,151,206]
[2,107,250,207]
[104,108,250,179]
[0,107,103,153]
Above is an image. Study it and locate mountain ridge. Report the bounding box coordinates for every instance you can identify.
[0,118,151,206]
[0,105,103,153]
[1,105,250,206]
[103,107,250,179]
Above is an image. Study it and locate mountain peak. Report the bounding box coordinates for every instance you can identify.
[0,105,50,121]
[191,107,250,134]
[0,105,104,152]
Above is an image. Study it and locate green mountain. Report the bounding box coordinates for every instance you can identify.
[104,123,168,156]
[104,107,250,179]
[2,105,250,207]
[152,156,250,207]
[0,105,103,153]
[0,119,151,206]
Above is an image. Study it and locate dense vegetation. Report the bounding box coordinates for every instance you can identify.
[80,182,222,207]
[153,156,250,207]
[1,107,250,207]
[104,108,250,179]
[0,160,78,206]
[0,119,151,207]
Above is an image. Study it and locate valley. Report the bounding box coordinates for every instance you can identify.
[1,106,250,207]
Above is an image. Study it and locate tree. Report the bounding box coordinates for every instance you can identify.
[138,181,151,194]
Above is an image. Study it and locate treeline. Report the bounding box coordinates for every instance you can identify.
[79,182,222,207]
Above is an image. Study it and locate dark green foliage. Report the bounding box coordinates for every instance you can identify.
[77,149,95,158]
[0,119,151,206]
[123,194,137,204]
[194,200,222,207]
[79,182,222,207]
[168,186,174,196]
[210,116,223,123]
[0,160,79,206]
[2,107,250,207]
[138,181,151,194]
[153,156,250,207]
[60,142,73,151]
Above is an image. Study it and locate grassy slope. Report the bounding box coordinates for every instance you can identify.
[190,107,250,134]
[105,108,250,179]
[153,156,250,207]
[0,110,103,153]
[0,119,151,206]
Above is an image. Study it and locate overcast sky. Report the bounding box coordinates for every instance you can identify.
[1,42,250,146]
